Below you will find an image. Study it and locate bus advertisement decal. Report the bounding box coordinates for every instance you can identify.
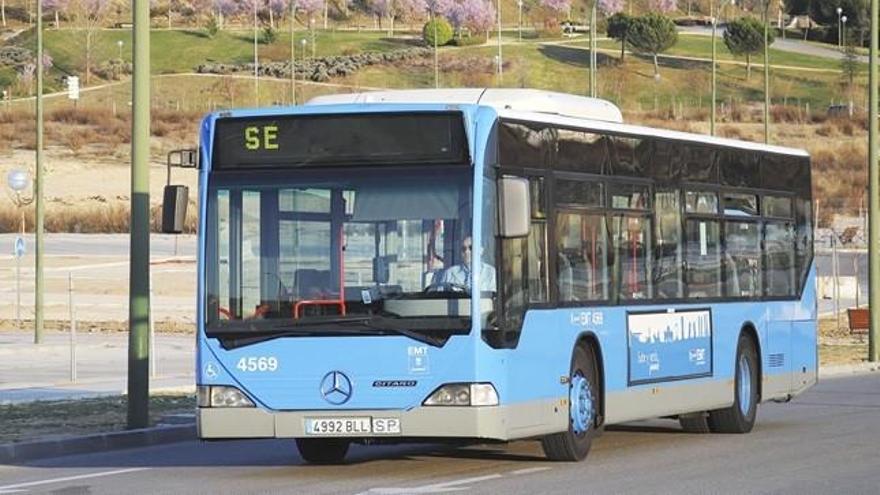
[626,309,713,386]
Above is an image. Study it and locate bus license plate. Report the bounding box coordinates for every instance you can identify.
[305,417,371,435]
[304,417,401,435]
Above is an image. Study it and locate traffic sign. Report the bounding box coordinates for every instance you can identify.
[67,76,79,100]
[13,236,25,258]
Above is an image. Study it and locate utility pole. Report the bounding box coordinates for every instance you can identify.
[254,0,259,106]
[128,0,151,429]
[497,0,502,81]
[763,0,770,144]
[34,0,45,344]
[869,0,879,363]
[289,2,296,104]
[590,0,597,98]
[710,1,717,136]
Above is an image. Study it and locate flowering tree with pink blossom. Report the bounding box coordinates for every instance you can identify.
[540,0,570,13]
[267,0,287,26]
[649,0,676,13]
[450,0,494,37]
[597,0,623,15]
[425,0,455,17]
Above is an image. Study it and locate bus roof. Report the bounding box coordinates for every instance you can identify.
[307,89,807,158]
[497,108,810,158]
[307,88,624,124]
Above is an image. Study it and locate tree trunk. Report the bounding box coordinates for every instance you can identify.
[746,53,750,80]
[55,11,59,29]
[2,0,6,28]
[653,54,659,78]
[620,39,625,61]
[389,14,394,36]
[324,2,328,29]
[86,31,92,84]
[269,8,274,29]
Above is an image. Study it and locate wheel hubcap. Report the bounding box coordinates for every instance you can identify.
[569,372,593,435]
[738,354,752,416]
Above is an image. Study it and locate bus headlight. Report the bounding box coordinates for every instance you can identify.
[423,383,499,407]
[198,385,255,408]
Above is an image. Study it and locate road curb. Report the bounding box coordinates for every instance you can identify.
[819,362,880,378]
[0,424,196,464]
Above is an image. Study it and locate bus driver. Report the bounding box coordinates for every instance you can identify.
[438,236,496,293]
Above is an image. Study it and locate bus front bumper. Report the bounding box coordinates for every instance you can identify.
[197,406,515,440]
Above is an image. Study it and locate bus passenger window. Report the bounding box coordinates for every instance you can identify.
[764,222,795,297]
[685,219,721,298]
[612,215,651,300]
[555,212,609,302]
[724,221,761,297]
[653,190,682,298]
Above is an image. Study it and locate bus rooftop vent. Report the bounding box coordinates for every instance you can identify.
[306,88,624,124]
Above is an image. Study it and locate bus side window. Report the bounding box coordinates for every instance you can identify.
[500,176,549,331]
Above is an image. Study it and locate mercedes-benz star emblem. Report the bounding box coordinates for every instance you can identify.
[320,371,353,405]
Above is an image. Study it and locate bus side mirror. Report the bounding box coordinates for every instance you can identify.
[498,176,530,238]
[162,185,189,234]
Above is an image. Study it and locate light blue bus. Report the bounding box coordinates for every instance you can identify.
[175,89,816,463]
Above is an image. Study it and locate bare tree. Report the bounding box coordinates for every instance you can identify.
[58,0,112,84]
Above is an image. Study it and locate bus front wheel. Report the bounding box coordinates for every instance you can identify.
[296,438,350,464]
[709,333,759,433]
[541,344,600,462]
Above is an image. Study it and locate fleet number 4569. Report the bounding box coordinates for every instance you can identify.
[236,356,279,372]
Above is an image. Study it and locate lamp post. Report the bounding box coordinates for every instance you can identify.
[289,2,296,104]
[868,0,879,363]
[6,169,33,327]
[837,6,843,48]
[517,0,522,42]
[589,0,597,97]
[496,0,502,81]
[711,13,717,136]
[763,0,770,144]
[310,17,315,58]
[117,40,124,59]
[301,38,308,98]
[841,15,848,47]
[35,0,45,345]
[253,0,259,106]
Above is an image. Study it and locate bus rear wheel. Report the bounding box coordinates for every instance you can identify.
[296,438,350,464]
[541,344,600,462]
[709,334,759,433]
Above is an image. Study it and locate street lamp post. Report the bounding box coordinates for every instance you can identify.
[837,7,843,48]
[117,40,124,59]
[253,0,259,106]
[841,15,848,47]
[711,12,717,136]
[763,0,770,144]
[497,0,502,81]
[310,17,315,58]
[868,0,879,363]
[517,0,522,42]
[6,169,33,327]
[290,3,296,104]
[589,0,597,98]
[301,38,308,98]
[35,0,45,344]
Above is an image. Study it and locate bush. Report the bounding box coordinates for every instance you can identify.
[205,16,219,38]
[423,17,453,47]
[259,26,277,45]
[449,35,486,47]
[92,59,132,80]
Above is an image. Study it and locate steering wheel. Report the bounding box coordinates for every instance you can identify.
[424,281,470,293]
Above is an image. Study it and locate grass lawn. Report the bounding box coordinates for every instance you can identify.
[17,28,416,77]
[0,394,194,444]
[344,41,860,113]
[592,34,867,71]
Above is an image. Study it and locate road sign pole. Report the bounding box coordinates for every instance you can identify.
[128,0,151,429]
[34,0,44,344]
[869,0,879,363]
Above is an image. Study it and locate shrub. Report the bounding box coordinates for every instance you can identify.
[449,35,486,47]
[259,26,277,45]
[205,16,219,38]
[423,17,453,47]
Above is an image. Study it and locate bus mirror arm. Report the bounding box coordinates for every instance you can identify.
[498,176,530,238]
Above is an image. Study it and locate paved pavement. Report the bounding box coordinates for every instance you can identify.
[0,331,194,404]
[0,373,877,494]
[678,25,869,63]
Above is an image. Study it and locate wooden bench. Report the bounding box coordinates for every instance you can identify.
[847,308,869,341]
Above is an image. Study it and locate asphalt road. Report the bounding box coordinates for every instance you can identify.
[1,373,878,494]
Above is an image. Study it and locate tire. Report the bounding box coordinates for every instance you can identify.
[295,438,350,464]
[679,413,711,433]
[709,333,759,434]
[541,345,600,462]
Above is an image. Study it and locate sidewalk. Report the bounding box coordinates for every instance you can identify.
[0,330,194,404]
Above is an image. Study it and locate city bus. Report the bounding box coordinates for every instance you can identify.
[170,89,816,464]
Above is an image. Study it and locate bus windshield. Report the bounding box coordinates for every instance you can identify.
[204,166,483,340]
